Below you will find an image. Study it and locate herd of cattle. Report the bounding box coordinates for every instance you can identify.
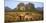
[5,12,42,22]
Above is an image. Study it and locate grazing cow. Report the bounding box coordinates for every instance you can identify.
[15,13,20,21]
[24,15,33,21]
[20,13,25,21]
[23,13,32,21]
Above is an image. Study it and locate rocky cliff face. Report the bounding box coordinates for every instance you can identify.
[15,2,35,12]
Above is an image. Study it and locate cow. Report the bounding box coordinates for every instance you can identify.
[24,15,33,21]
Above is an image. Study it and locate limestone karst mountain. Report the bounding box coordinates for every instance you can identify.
[14,2,35,12]
[15,3,25,12]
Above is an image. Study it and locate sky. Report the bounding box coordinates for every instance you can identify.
[5,0,44,9]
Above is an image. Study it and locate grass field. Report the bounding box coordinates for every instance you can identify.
[5,12,43,23]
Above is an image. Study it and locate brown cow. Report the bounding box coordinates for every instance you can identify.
[24,15,33,21]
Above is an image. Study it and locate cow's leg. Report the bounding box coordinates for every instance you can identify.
[24,18,28,21]
[28,18,30,21]
[24,18,26,21]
